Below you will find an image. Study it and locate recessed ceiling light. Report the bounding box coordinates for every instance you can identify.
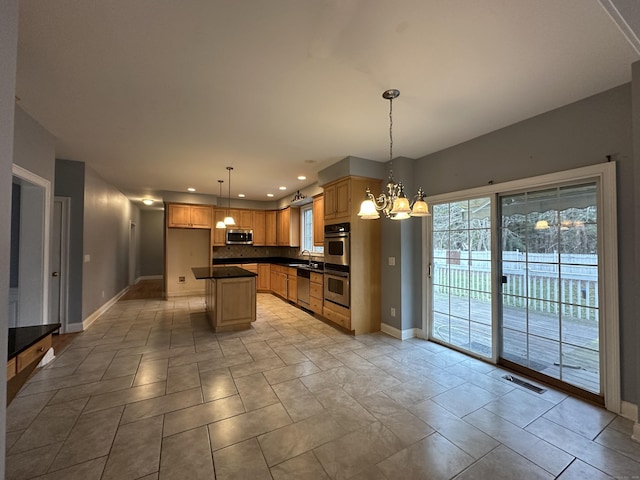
[142,199,153,206]
[267,193,274,197]
[279,186,287,190]
[238,193,245,198]
[187,187,196,192]
[297,175,306,180]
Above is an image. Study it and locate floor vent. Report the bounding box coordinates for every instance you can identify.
[502,374,547,394]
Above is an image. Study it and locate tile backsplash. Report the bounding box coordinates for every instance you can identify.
[212,245,299,260]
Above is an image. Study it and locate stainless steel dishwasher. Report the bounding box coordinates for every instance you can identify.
[297,268,311,309]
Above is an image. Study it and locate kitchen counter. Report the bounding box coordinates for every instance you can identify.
[7,322,61,404]
[192,266,257,332]
[192,265,258,279]
[211,257,324,272]
[8,323,61,360]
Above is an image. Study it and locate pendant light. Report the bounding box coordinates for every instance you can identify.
[357,89,430,220]
[215,179,226,229]
[223,166,236,226]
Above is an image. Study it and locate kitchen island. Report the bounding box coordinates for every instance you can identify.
[192,266,257,332]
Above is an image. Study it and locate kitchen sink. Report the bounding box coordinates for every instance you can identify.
[291,263,323,272]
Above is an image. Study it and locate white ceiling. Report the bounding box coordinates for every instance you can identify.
[15,0,638,205]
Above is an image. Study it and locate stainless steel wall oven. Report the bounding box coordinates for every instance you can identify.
[324,264,349,309]
[323,223,350,267]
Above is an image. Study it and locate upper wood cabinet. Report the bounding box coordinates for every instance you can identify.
[212,209,227,246]
[277,206,300,247]
[323,178,350,223]
[226,209,254,230]
[167,204,212,229]
[312,194,324,247]
[253,210,266,246]
[265,211,277,246]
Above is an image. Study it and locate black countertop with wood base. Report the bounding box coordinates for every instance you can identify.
[7,323,61,404]
[192,266,257,332]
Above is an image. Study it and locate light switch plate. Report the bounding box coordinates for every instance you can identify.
[388,257,396,266]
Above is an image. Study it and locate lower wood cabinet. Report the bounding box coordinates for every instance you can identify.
[257,264,270,291]
[322,301,351,330]
[310,272,323,313]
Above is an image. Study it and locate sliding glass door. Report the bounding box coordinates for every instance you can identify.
[499,183,600,394]
[430,198,493,359]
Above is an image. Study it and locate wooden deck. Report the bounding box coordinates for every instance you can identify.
[432,292,600,394]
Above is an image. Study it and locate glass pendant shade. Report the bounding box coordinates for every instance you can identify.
[357,199,380,219]
[390,195,410,214]
[223,216,236,226]
[410,199,430,217]
[390,212,410,220]
[215,220,226,229]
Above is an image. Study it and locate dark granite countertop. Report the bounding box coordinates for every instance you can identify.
[8,323,61,360]
[212,257,324,272]
[192,266,258,280]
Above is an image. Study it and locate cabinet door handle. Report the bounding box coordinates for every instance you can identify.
[52,271,59,277]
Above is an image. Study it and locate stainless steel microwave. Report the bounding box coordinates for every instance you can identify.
[226,229,253,245]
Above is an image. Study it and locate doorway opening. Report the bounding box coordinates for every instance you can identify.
[9,165,51,327]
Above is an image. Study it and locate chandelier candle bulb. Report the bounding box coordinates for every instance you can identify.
[357,89,431,220]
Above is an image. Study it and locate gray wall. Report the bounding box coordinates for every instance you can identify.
[0,0,20,470]
[82,165,138,319]
[408,84,635,401]
[140,209,164,277]
[632,61,640,415]
[13,106,55,182]
[55,159,85,326]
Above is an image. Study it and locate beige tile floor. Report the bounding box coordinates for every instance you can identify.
[6,293,640,479]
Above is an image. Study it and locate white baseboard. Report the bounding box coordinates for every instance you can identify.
[380,323,422,340]
[136,275,163,283]
[621,401,638,422]
[82,286,129,331]
[633,422,640,444]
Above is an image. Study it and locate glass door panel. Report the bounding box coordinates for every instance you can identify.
[499,183,600,394]
[430,198,492,359]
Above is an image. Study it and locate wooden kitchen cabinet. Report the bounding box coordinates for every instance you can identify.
[253,210,266,246]
[257,263,270,291]
[167,204,212,228]
[312,194,324,246]
[323,178,350,223]
[310,272,323,313]
[277,206,300,247]
[265,210,277,246]
[212,208,227,246]
[270,265,287,298]
[286,267,297,303]
[228,209,254,229]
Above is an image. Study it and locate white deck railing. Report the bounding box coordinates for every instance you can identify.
[432,250,598,321]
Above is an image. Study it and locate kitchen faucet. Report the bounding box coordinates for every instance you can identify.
[301,249,312,266]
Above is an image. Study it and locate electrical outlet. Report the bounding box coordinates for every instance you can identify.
[390,307,396,317]
[178,276,186,283]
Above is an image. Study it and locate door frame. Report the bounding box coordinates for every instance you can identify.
[422,162,619,413]
[12,164,51,326]
[51,196,71,333]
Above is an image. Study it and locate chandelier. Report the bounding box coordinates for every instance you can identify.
[357,89,430,220]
